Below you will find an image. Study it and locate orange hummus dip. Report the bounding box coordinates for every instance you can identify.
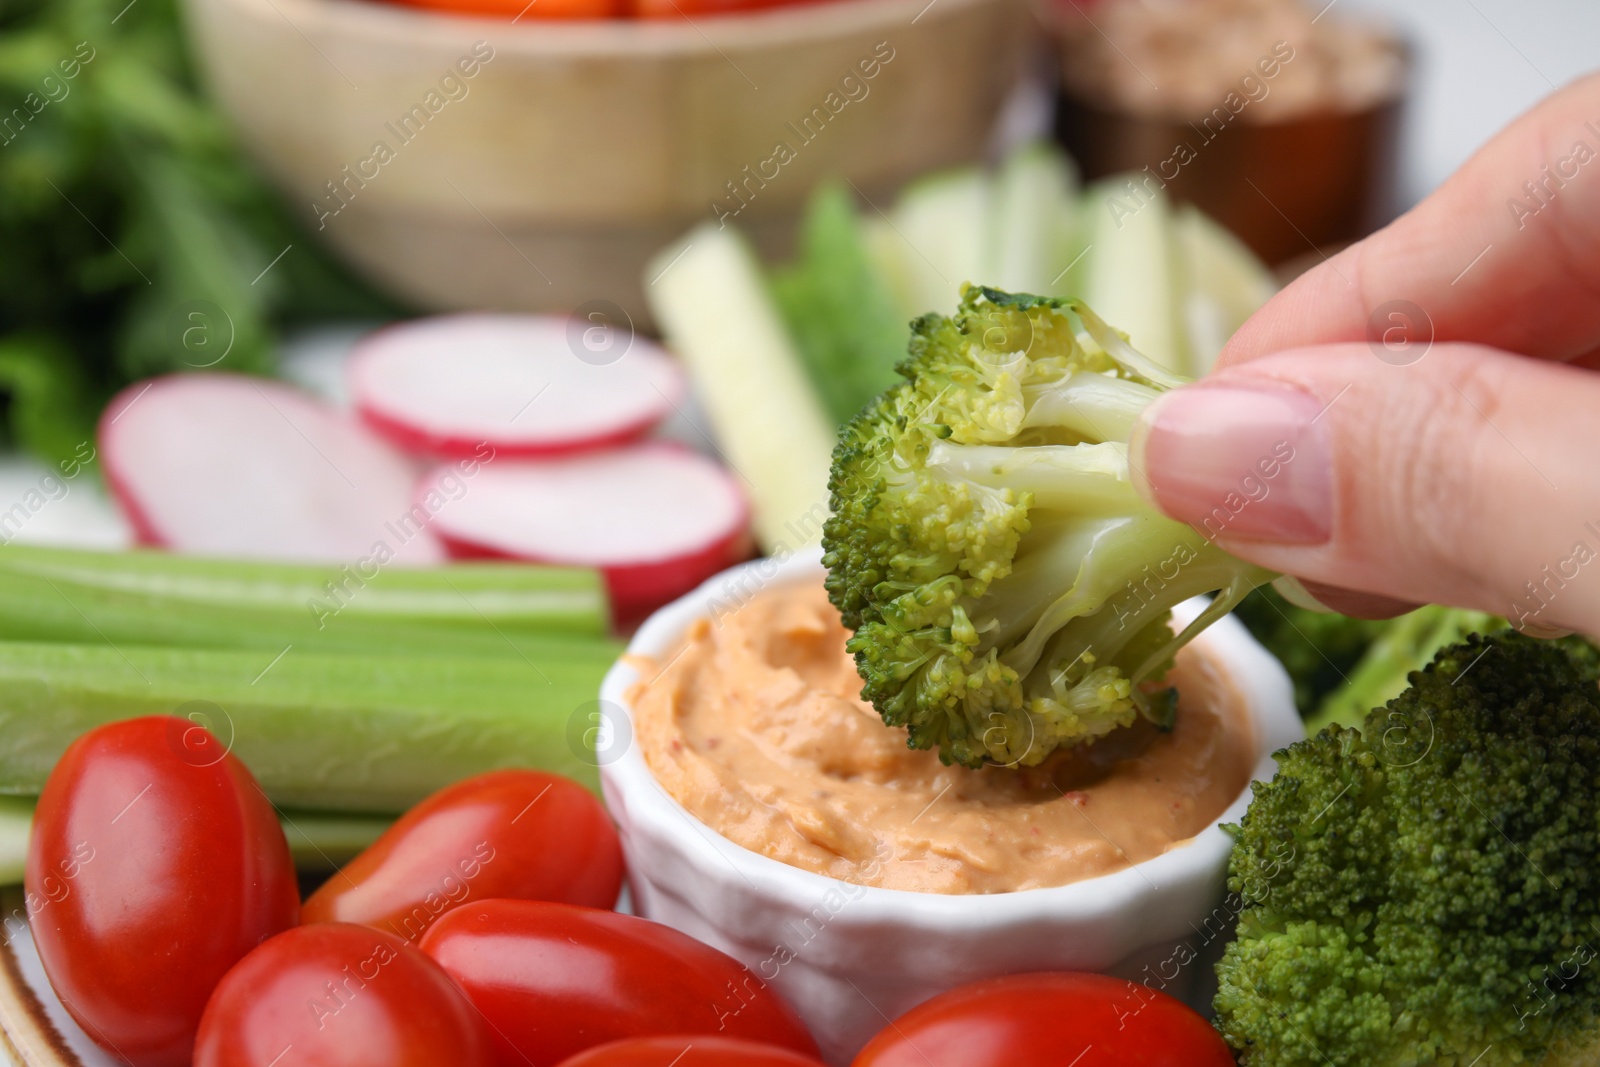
[631,580,1256,894]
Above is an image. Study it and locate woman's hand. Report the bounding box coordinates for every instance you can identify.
[1131,71,1600,637]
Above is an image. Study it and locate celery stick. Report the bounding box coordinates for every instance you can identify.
[0,544,606,656]
[280,809,392,868]
[0,797,31,885]
[0,800,388,883]
[988,144,1080,297]
[646,225,836,550]
[0,639,618,810]
[1081,176,1189,376]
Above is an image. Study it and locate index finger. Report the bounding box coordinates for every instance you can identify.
[1219,70,1600,371]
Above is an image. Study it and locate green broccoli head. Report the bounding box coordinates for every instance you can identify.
[1215,631,1600,1066]
[822,286,1272,768]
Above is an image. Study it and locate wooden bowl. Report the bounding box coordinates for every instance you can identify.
[179,0,1029,323]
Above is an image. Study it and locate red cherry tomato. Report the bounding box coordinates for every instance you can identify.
[26,716,298,1067]
[302,769,622,942]
[557,1036,829,1066]
[194,923,496,1067]
[851,972,1235,1067]
[419,900,820,1065]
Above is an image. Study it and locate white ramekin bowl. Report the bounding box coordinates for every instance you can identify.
[598,548,1302,1064]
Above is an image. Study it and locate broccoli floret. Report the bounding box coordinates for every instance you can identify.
[822,286,1272,768]
[1215,631,1600,1066]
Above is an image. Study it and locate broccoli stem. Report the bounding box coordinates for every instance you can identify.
[1021,373,1160,441]
[1015,533,1268,705]
[927,441,1139,512]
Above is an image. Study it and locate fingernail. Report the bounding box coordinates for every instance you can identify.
[1129,381,1333,544]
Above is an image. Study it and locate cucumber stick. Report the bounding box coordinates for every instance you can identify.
[0,639,618,811]
[0,544,607,657]
[863,214,916,325]
[888,168,993,320]
[646,225,836,550]
[1081,177,1190,377]
[988,144,1081,297]
[1174,204,1277,374]
[0,799,391,882]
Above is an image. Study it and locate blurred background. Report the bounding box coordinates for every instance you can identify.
[0,0,1593,599]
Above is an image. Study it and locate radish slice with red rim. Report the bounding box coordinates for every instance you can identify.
[424,444,751,625]
[350,314,687,459]
[100,373,443,563]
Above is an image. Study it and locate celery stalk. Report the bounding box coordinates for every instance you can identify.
[0,544,607,656]
[0,639,618,810]
[279,809,392,868]
[0,797,30,885]
[0,800,391,883]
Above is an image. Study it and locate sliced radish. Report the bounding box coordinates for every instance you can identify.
[349,314,687,459]
[423,444,751,625]
[100,373,443,563]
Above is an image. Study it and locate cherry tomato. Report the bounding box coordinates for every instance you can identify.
[26,716,297,1067]
[419,900,820,1065]
[383,0,622,18]
[302,769,622,942]
[851,972,1235,1067]
[194,923,496,1067]
[557,1036,828,1067]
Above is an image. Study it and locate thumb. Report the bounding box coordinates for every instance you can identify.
[1129,343,1600,638]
